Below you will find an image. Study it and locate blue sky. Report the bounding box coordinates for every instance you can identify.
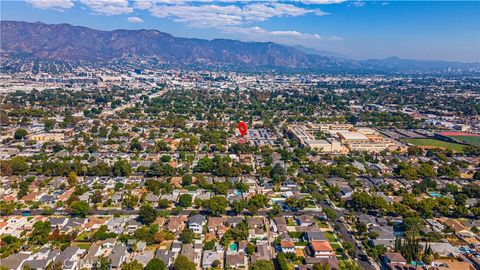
[1,0,479,62]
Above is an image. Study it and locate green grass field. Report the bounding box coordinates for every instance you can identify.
[402,138,465,152]
[324,231,337,242]
[447,136,480,147]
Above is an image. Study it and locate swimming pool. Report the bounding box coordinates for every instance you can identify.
[229,243,238,252]
[428,192,441,198]
[271,198,285,204]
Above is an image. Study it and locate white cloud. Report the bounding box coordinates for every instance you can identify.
[135,0,346,6]
[147,2,328,28]
[142,1,340,46]
[127,16,144,23]
[149,4,244,27]
[297,0,345,4]
[224,26,342,41]
[80,0,133,15]
[351,1,365,7]
[25,0,343,48]
[25,0,74,10]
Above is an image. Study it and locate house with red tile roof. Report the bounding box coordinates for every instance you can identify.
[307,241,335,258]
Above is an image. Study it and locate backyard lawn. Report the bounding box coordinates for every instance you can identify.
[324,231,337,242]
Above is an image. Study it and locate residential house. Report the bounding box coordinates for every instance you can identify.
[22,247,59,270]
[167,216,187,234]
[296,214,315,227]
[0,252,32,270]
[227,217,243,227]
[208,217,225,234]
[202,250,222,269]
[250,244,270,263]
[54,246,84,270]
[130,250,154,266]
[155,250,175,268]
[303,257,340,270]
[369,226,395,248]
[225,253,246,269]
[280,241,295,253]
[189,214,206,234]
[171,241,182,253]
[307,241,335,258]
[382,252,407,268]
[249,228,268,243]
[247,217,263,229]
[108,244,128,269]
[181,244,199,264]
[304,231,327,242]
[106,217,126,234]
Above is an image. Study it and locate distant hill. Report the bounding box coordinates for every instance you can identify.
[289,45,347,59]
[363,56,479,72]
[0,21,478,73]
[0,20,357,71]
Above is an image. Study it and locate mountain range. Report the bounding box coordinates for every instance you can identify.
[1,21,478,73]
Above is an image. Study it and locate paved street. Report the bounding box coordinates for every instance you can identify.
[319,202,377,270]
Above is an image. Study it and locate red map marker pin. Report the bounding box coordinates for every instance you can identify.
[237,121,248,138]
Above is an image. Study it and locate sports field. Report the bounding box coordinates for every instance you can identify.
[402,138,465,152]
[445,136,480,147]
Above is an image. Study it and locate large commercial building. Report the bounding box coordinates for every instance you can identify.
[287,124,347,153]
[288,124,397,153]
[336,128,396,153]
[28,132,65,142]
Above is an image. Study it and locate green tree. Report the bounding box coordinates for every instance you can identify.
[145,258,166,270]
[212,260,221,268]
[0,201,15,215]
[123,195,138,209]
[204,239,216,250]
[70,201,89,217]
[313,263,330,270]
[181,174,192,186]
[417,163,437,178]
[178,194,193,208]
[67,171,78,187]
[112,159,132,177]
[474,170,480,180]
[30,221,51,245]
[247,194,269,215]
[249,260,274,270]
[270,163,286,183]
[285,197,308,210]
[129,138,143,152]
[246,243,255,255]
[44,119,56,132]
[121,260,143,270]
[194,157,214,172]
[158,199,171,209]
[179,228,195,244]
[96,257,111,270]
[324,207,337,220]
[138,205,158,225]
[230,200,245,214]
[14,128,28,140]
[205,196,228,216]
[93,225,117,241]
[173,255,196,270]
[399,232,420,263]
[276,253,288,270]
[11,157,29,175]
[161,155,172,163]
